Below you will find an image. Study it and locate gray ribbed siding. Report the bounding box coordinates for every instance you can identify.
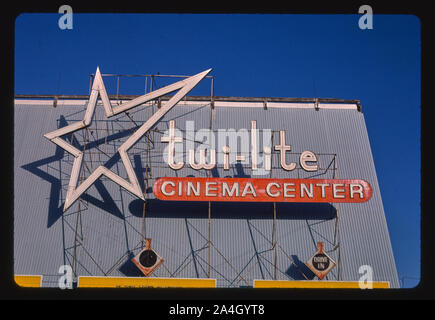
[14,100,399,288]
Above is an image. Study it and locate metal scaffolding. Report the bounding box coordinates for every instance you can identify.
[44,72,344,287]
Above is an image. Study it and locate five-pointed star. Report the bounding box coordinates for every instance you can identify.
[44,67,212,211]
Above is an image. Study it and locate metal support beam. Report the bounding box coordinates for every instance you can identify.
[15,94,361,108]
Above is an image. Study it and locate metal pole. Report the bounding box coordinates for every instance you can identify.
[333,154,342,280]
[142,131,151,246]
[273,201,277,280]
[116,76,120,101]
[208,201,211,278]
[88,75,93,96]
[85,128,93,169]
[269,131,278,280]
[210,76,214,109]
[208,92,213,279]
[141,200,146,247]
[72,127,89,280]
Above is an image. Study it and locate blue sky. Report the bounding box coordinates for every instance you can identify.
[14,13,421,288]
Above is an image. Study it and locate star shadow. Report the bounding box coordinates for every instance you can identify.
[21,115,68,228]
[234,162,251,178]
[20,115,145,227]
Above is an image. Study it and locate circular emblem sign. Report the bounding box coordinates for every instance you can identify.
[139,249,158,268]
[312,253,330,271]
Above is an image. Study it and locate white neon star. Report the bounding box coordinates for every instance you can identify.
[44,67,212,211]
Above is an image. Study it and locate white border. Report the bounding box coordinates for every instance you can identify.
[15,99,358,110]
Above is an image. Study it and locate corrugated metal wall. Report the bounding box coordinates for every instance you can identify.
[14,99,399,288]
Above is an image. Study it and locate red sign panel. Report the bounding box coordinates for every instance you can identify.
[153,177,372,203]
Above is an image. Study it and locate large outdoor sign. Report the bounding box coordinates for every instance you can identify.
[153,177,372,203]
[45,67,372,210]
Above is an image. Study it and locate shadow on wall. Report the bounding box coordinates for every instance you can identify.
[21,115,146,228]
[21,114,336,227]
[118,251,145,277]
[286,255,316,280]
[128,199,337,220]
[21,115,69,228]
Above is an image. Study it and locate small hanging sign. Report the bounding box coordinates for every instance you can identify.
[132,238,165,277]
[305,242,336,280]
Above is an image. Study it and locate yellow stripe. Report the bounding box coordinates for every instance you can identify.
[78,276,216,288]
[253,280,390,289]
[14,275,42,288]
